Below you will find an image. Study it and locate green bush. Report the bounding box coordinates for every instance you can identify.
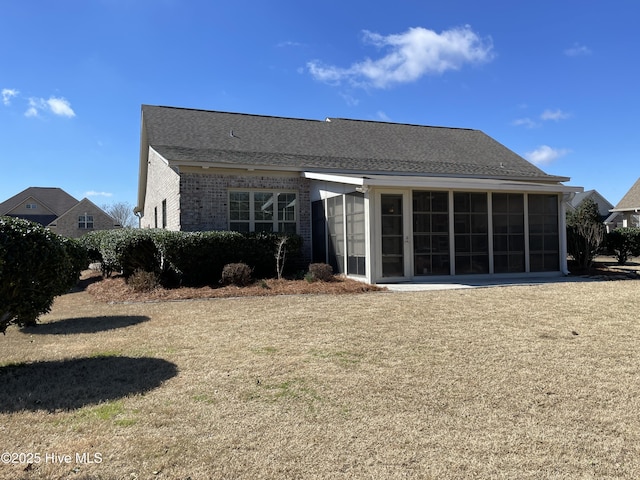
[566,198,605,270]
[606,227,640,265]
[80,229,161,278]
[0,217,86,333]
[79,229,303,287]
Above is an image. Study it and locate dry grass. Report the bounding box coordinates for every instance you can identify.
[2,273,640,479]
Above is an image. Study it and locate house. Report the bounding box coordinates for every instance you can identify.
[568,189,614,220]
[606,177,640,230]
[0,187,120,238]
[135,105,582,284]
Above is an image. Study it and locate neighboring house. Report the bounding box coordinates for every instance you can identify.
[135,105,582,284]
[0,187,120,238]
[568,189,614,221]
[607,177,640,229]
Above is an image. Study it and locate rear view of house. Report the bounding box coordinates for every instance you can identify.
[0,187,120,238]
[135,105,582,284]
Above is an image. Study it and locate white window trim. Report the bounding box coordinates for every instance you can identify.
[228,189,298,233]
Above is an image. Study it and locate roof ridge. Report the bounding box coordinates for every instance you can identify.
[326,117,476,131]
[143,104,326,124]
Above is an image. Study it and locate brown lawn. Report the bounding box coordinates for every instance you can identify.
[1,267,640,479]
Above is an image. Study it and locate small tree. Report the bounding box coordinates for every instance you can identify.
[606,227,640,265]
[0,217,86,333]
[102,201,137,228]
[566,198,606,270]
[275,236,289,280]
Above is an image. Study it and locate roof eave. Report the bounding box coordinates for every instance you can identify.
[166,158,570,184]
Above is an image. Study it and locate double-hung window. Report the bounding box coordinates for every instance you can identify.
[229,191,297,233]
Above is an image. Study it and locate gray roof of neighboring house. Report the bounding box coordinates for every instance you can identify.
[0,187,79,217]
[141,105,569,183]
[612,177,640,212]
[569,189,614,212]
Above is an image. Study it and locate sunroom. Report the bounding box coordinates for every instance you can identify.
[307,173,581,284]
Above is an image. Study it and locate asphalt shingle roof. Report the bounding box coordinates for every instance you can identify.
[141,105,568,182]
[0,187,78,216]
[613,177,640,211]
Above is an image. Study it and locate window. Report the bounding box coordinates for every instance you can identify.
[346,193,366,276]
[78,214,94,229]
[162,200,167,229]
[229,191,297,234]
[326,195,344,273]
[492,193,525,273]
[154,207,158,229]
[528,194,559,272]
[413,191,450,275]
[25,203,37,209]
[454,192,489,274]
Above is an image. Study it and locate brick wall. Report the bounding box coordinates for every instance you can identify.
[49,201,119,238]
[140,148,181,229]
[179,169,312,264]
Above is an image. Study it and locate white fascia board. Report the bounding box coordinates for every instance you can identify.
[302,171,365,185]
[610,206,640,212]
[303,172,582,194]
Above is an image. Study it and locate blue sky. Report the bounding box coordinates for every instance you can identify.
[1,0,638,209]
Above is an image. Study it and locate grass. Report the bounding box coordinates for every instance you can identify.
[1,273,640,478]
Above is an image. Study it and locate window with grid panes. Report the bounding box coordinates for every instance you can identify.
[229,191,297,233]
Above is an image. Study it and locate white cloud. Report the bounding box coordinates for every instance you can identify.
[85,191,113,197]
[513,109,570,128]
[564,43,591,57]
[540,109,570,121]
[25,98,44,117]
[277,40,304,48]
[339,92,359,106]
[2,88,18,106]
[524,145,571,165]
[512,117,539,129]
[24,96,76,118]
[376,111,391,122]
[308,25,494,89]
[47,97,76,117]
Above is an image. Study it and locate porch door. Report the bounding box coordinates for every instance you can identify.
[380,193,410,278]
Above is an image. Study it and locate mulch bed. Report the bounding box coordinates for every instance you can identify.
[83,271,385,303]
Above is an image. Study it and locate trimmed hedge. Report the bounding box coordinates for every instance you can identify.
[605,227,640,265]
[0,216,88,333]
[80,229,303,286]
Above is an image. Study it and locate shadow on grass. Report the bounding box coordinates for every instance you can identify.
[0,356,178,412]
[21,315,150,335]
[71,273,104,292]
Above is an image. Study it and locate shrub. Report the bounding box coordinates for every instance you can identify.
[0,217,84,333]
[566,198,605,270]
[127,269,160,292]
[220,263,252,287]
[307,263,334,282]
[606,227,640,265]
[79,229,303,286]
